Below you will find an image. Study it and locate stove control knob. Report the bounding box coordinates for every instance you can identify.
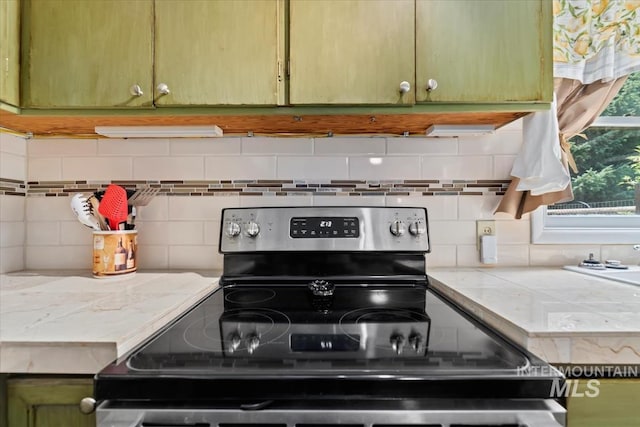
[409,221,426,236]
[227,332,242,353]
[246,334,260,355]
[245,221,260,237]
[390,333,405,355]
[408,332,423,352]
[225,222,241,237]
[389,220,406,237]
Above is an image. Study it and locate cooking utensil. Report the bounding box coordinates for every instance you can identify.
[87,194,109,230]
[128,187,160,207]
[70,193,101,231]
[98,184,129,230]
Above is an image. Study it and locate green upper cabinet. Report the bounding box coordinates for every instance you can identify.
[0,0,20,107]
[416,0,552,103]
[289,0,415,105]
[21,0,154,108]
[154,0,281,106]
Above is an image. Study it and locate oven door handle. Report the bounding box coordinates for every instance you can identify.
[518,412,565,427]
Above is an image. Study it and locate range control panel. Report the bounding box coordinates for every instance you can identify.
[290,217,360,239]
[219,207,429,253]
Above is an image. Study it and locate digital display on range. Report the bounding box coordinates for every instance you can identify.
[290,217,359,238]
[291,334,360,352]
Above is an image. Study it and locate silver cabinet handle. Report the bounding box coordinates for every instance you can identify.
[157,83,170,95]
[426,78,438,91]
[130,84,144,97]
[399,81,411,94]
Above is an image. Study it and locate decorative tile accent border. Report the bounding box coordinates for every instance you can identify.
[22,179,511,197]
[0,178,26,196]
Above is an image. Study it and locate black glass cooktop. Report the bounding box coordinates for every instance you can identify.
[124,285,527,375]
[96,284,562,401]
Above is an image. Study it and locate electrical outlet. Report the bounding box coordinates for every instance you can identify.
[476,220,496,249]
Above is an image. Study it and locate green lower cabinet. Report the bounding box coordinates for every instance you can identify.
[6,377,95,427]
[568,378,640,427]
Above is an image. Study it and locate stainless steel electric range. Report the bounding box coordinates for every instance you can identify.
[94,206,566,427]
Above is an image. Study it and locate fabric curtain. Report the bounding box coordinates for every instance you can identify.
[495,0,639,219]
[495,76,628,218]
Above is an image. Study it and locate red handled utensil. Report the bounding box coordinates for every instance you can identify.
[98,184,129,230]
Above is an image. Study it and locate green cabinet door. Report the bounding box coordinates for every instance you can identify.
[0,0,20,107]
[7,377,95,427]
[21,0,154,108]
[416,0,552,103]
[289,0,415,105]
[567,378,640,427]
[154,0,282,106]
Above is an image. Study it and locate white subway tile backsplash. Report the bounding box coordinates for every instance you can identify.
[26,197,73,221]
[136,222,170,245]
[426,245,457,267]
[601,245,640,265]
[168,222,205,245]
[63,157,133,181]
[0,152,26,181]
[314,137,386,155]
[206,156,276,180]
[136,245,169,269]
[168,197,236,221]
[350,157,420,180]
[0,195,25,221]
[529,245,601,266]
[29,138,98,157]
[496,220,530,245]
[386,195,458,221]
[386,137,457,155]
[313,195,385,206]
[12,128,611,272]
[242,137,313,155]
[239,195,313,207]
[26,245,91,270]
[169,245,218,269]
[493,155,516,179]
[278,156,348,180]
[136,196,169,221]
[0,247,24,273]
[98,138,170,156]
[496,245,530,266]
[28,157,62,181]
[170,138,241,156]
[0,132,26,156]
[26,221,60,246]
[421,156,492,180]
[0,221,24,247]
[458,130,522,155]
[458,242,529,267]
[203,221,221,246]
[429,220,476,245]
[134,157,204,180]
[458,196,501,220]
[60,221,94,245]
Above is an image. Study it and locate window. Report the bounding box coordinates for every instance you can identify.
[532,73,640,244]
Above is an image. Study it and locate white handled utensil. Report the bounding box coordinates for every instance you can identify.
[70,193,101,231]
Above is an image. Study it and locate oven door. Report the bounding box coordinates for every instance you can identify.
[97,399,566,427]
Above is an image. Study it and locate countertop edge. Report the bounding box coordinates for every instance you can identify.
[428,268,640,365]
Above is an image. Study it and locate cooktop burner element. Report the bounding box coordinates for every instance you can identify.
[95,207,565,427]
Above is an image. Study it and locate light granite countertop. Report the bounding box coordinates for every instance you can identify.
[428,267,640,365]
[0,271,219,374]
[2,268,639,375]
